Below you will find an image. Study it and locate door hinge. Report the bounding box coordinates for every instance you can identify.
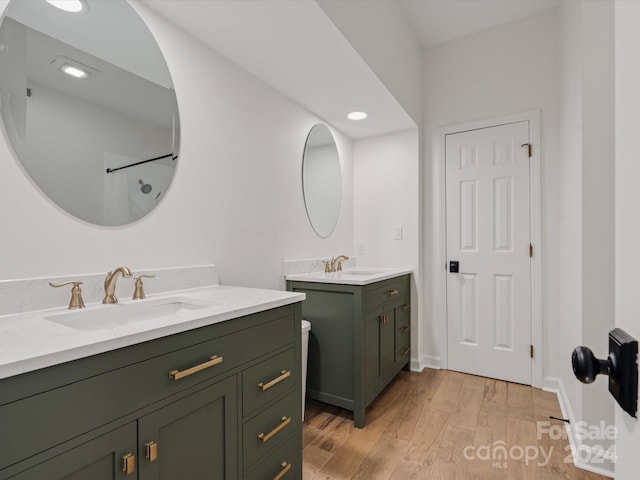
[530,345,534,358]
[521,143,532,158]
[529,243,533,258]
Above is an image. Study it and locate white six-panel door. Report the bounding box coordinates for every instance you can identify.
[446,121,532,385]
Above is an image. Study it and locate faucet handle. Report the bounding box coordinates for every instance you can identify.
[132,274,155,300]
[49,281,85,309]
[323,260,331,273]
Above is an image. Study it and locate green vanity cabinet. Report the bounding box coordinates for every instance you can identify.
[0,303,302,480]
[287,274,410,427]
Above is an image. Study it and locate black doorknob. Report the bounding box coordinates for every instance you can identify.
[572,329,638,418]
[571,346,612,384]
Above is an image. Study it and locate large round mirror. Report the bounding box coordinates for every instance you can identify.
[302,124,341,238]
[0,0,179,226]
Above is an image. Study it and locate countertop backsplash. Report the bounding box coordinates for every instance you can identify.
[0,265,219,317]
[282,257,356,277]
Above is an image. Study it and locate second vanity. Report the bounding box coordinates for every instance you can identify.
[286,268,412,428]
[0,285,305,480]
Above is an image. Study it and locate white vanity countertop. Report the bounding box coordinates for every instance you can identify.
[285,267,412,286]
[0,285,305,380]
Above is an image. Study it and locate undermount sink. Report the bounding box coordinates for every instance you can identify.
[44,297,214,331]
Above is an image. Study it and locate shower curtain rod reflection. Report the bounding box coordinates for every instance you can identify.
[105,153,177,174]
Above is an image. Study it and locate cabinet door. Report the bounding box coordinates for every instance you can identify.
[7,423,137,480]
[138,376,238,480]
[379,304,397,378]
[365,306,399,386]
[364,308,383,389]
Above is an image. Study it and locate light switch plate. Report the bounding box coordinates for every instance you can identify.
[393,226,403,240]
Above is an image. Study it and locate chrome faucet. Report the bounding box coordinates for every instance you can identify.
[102,266,132,304]
[330,255,349,272]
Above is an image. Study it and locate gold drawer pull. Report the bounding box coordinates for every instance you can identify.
[258,416,291,443]
[399,325,410,334]
[400,304,410,311]
[274,461,292,480]
[258,370,291,391]
[386,289,399,296]
[145,441,158,462]
[121,453,135,475]
[400,347,411,356]
[169,355,223,381]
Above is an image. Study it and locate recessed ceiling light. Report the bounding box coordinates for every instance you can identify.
[46,0,85,13]
[51,56,99,80]
[347,111,368,121]
[61,64,88,79]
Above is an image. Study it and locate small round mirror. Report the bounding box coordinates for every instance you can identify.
[302,124,341,238]
[0,0,180,226]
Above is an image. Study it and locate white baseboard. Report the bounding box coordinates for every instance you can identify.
[543,377,615,478]
[409,355,441,372]
[421,355,441,371]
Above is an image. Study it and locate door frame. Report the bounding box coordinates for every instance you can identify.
[433,110,542,388]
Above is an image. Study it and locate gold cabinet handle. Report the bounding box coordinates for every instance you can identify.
[258,416,291,443]
[145,441,158,462]
[386,289,399,296]
[169,355,223,381]
[379,315,390,324]
[400,347,411,356]
[400,304,410,311]
[274,461,292,480]
[121,453,135,475]
[258,370,291,391]
[399,325,410,334]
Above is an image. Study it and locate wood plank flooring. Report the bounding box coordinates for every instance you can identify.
[302,369,610,480]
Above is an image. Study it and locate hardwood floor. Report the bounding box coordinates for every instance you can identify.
[302,369,610,480]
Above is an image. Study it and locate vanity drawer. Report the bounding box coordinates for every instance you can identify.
[0,313,294,470]
[365,275,410,310]
[243,348,295,416]
[243,391,298,469]
[244,435,299,480]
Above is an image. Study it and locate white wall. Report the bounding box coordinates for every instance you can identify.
[579,0,616,466]
[422,11,560,372]
[555,2,615,473]
[0,2,353,291]
[556,0,584,438]
[353,129,420,367]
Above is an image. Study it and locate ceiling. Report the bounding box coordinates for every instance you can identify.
[399,0,559,48]
[141,0,559,139]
